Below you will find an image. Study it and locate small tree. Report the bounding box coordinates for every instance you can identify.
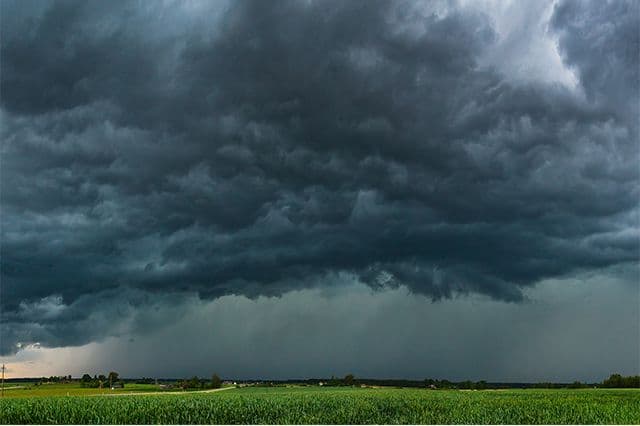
[343,374,355,386]
[109,371,118,387]
[211,373,222,389]
[188,376,201,389]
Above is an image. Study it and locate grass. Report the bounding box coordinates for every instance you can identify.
[1,386,639,424]
[0,383,166,398]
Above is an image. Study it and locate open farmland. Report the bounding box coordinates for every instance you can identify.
[1,386,639,424]
[0,383,168,398]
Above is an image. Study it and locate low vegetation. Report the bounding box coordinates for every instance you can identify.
[2,373,638,424]
[2,387,640,424]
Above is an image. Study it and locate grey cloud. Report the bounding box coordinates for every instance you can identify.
[551,0,639,122]
[1,0,638,354]
[1,286,196,354]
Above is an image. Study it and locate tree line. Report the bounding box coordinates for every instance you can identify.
[601,374,639,388]
[177,374,223,390]
[30,372,640,390]
[79,371,124,388]
[260,373,639,389]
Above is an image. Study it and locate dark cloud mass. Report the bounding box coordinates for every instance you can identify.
[1,0,638,355]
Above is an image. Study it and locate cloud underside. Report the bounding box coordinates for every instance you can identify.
[1,0,638,354]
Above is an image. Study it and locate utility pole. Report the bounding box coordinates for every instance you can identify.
[2,364,5,398]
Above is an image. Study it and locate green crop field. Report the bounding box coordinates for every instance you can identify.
[0,383,165,398]
[1,386,639,424]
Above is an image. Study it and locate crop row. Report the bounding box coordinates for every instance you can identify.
[1,388,639,424]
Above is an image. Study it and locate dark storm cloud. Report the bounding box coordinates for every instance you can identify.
[1,0,638,354]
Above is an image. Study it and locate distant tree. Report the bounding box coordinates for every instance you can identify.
[108,371,119,387]
[188,376,202,389]
[602,374,640,388]
[603,374,623,388]
[81,374,92,383]
[626,376,640,388]
[343,374,355,386]
[211,374,222,389]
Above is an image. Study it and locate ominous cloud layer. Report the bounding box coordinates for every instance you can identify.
[1,0,639,356]
[5,270,640,382]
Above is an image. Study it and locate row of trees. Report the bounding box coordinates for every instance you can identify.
[529,374,640,389]
[35,375,73,384]
[177,374,222,390]
[324,374,357,386]
[80,372,123,388]
[244,373,638,389]
[423,374,640,389]
[601,374,640,388]
[32,372,640,390]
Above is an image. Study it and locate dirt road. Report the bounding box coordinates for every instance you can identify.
[99,386,235,397]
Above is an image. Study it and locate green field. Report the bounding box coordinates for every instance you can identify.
[0,383,165,398]
[1,386,639,424]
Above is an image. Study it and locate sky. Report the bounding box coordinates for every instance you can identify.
[1,0,638,382]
